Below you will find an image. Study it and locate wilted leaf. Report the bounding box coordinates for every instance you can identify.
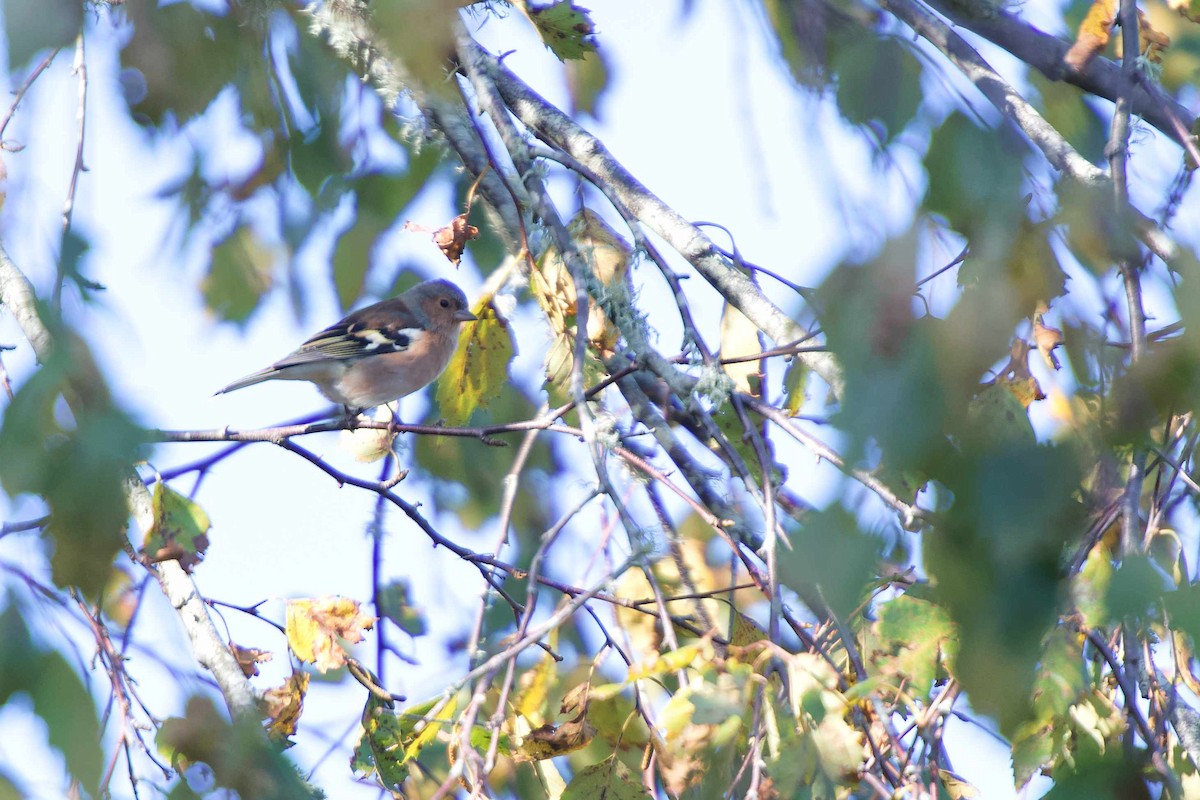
[142,482,212,570]
[534,209,632,389]
[513,716,596,762]
[262,670,309,742]
[286,597,376,673]
[231,643,272,678]
[405,214,479,266]
[337,405,398,463]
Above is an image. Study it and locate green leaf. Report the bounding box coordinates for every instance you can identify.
[563,755,648,800]
[30,652,104,795]
[0,600,102,794]
[925,441,1084,736]
[529,1,598,61]
[777,506,882,620]
[376,580,427,637]
[873,594,957,693]
[2,0,80,72]
[1011,721,1055,791]
[1053,180,1139,275]
[158,696,319,799]
[372,0,460,96]
[331,222,384,314]
[1040,750,1145,799]
[0,337,144,595]
[434,293,516,426]
[1030,626,1086,722]
[355,693,411,789]
[1031,72,1107,164]
[1105,555,1171,622]
[924,112,1025,240]
[120,4,252,126]
[965,383,1036,449]
[566,50,611,116]
[819,230,974,475]
[203,226,276,326]
[1073,545,1114,629]
[1164,581,1200,644]
[832,36,923,144]
[142,482,212,571]
[0,770,23,800]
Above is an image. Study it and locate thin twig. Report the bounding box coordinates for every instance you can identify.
[0,47,61,142]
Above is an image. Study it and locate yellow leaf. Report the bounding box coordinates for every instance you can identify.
[1064,0,1116,72]
[403,694,457,761]
[720,301,762,396]
[435,292,515,426]
[285,597,376,673]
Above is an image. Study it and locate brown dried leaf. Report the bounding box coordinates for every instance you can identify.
[512,716,597,762]
[262,670,309,742]
[230,643,273,678]
[435,214,479,265]
[1033,307,1064,371]
[1137,11,1171,62]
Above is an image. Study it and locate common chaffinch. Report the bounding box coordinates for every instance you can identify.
[217,279,476,412]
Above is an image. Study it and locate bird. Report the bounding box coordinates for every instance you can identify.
[217,278,476,413]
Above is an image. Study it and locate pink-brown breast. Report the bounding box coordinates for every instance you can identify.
[325,329,459,408]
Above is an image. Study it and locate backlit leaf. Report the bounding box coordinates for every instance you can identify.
[435,291,516,426]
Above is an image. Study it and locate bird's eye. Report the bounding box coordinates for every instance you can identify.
[439,298,451,308]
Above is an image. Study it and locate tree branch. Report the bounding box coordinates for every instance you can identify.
[922,0,1197,150]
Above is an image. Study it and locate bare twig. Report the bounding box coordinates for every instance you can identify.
[0,47,61,142]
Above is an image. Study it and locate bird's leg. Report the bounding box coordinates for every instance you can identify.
[342,405,363,429]
[387,403,401,438]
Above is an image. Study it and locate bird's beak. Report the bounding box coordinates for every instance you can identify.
[455,309,479,323]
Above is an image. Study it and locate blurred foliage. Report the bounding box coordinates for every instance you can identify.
[2,0,1200,798]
